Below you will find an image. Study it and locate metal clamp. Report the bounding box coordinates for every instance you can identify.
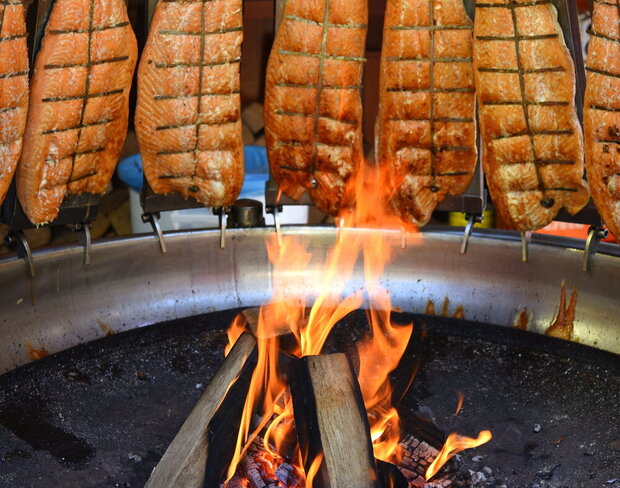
[142,213,167,254]
[5,231,35,277]
[72,223,92,265]
[460,214,484,254]
[521,231,532,262]
[583,225,608,272]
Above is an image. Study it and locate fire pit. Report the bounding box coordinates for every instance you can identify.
[0,308,617,487]
[0,226,619,487]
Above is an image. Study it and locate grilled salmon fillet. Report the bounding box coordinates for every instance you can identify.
[584,0,620,241]
[135,0,244,207]
[473,0,589,231]
[264,0,367,215]
[376,0,477,227]
[0,1,28,205]
[16,0,137,225]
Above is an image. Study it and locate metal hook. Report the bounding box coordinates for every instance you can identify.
[218,208,228,249]
[142,213,167,254]
[460,214,483,254]
[520,231,532,262]
[72,223,92,265]
[267,204,283,246]
[583,225,608,273]
[5,231,35,277]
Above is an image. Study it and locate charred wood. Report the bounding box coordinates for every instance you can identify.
[145,333,257,488]
[290,353,380,488]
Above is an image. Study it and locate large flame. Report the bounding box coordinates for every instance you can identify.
[224,162,491,484]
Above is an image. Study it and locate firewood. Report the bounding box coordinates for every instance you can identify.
[240,307,294,339]
[145,333,257,488]
[290,353,380,488]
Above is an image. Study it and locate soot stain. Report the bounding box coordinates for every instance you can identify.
[0,396,94,468]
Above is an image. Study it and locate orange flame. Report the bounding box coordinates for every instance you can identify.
[224,161,490,484]
[306,452,324,488]
[225,313,248,357]
[426,430,493,480]
[454,390,464,416]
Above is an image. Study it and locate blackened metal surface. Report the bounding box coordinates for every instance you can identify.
[0,309,238,488]
[400,314,620,488]
[0,310,618,488]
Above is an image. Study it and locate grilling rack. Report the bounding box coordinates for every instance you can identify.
[135,0,609,266]
[263,0,608,269]
[0,0,614,276]
[0,0,106,276]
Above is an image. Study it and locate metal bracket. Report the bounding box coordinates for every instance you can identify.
[521,231,532,262]
[142,212,167,254]
[460,213,484,254]
[583,225,608,272]
[5,231,35,278]
[72,223,92,265]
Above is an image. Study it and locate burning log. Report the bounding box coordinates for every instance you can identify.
[290,353,380,488]
[145,333,257,488]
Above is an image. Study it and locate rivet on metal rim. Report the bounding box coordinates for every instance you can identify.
[310,178,319,189]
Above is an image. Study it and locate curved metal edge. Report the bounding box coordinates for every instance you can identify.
[1,225,618,269]
[0,226,618,374]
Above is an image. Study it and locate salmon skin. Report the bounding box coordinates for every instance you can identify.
[584,0,620,241]
[376,0,477,227]
[16,0,137,225]
[135,0,244,207]
[473,0,589,231]
[0,0,29,206]
[264,0,367,215]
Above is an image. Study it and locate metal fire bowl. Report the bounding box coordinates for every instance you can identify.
[0,226,618,374]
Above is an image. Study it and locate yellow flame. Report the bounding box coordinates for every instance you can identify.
[224,161,490,484]
[306,453,324,488]
[454,390,464,416]
[426,430,493,480]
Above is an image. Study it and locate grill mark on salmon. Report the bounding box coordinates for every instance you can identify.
[264,0,367,215]
[375,0,477,227]
[584,0,620,240]
[16,0,137,224]
[0,0,28,205]
[135,0,244,206]
[473,0,589,231]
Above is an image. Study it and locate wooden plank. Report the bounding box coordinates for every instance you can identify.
[145,333,257,488]
[290,353,380,488]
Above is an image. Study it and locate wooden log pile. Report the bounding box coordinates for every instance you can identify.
[145,310,459,488]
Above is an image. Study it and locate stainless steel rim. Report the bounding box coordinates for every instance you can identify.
[0,226,618,374]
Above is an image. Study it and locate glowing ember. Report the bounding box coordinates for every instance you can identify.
[222,162,491,486]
